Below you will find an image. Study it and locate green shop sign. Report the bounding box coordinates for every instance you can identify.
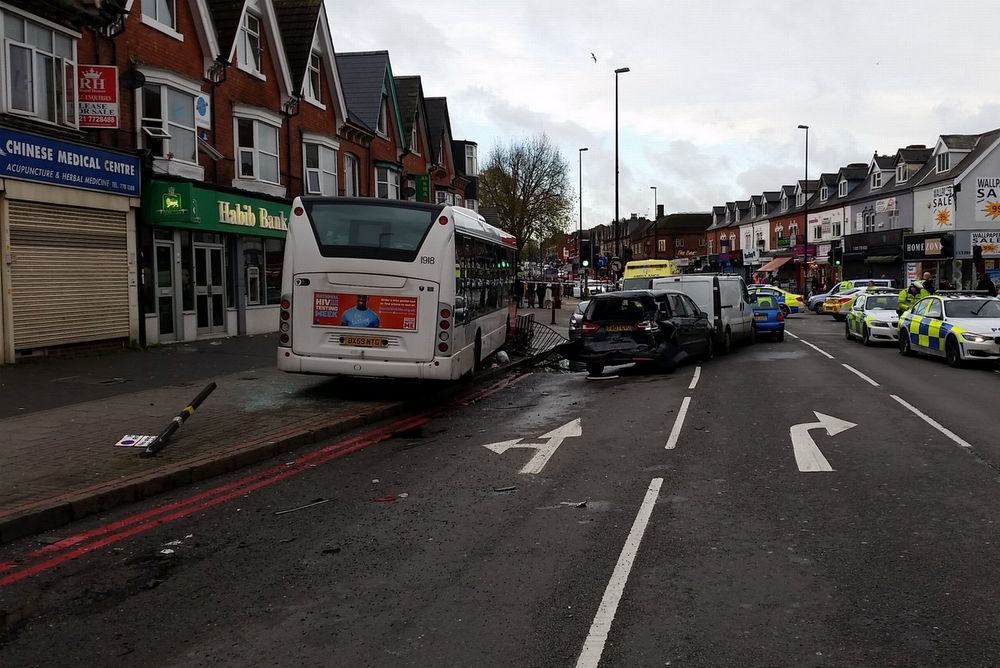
[776,237,791,248]
[414,174,430,202]
[142,180,290,238]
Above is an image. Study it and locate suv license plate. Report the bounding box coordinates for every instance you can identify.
[606,324,631,332]
[341,336,387,347]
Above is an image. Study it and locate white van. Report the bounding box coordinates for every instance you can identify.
[652,274,755,354]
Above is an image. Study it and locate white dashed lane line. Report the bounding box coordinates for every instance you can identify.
[799,338,835,359]
[841,363,880,387]
[688,366,701,390]
[665,397,691,450]
[891,394,974,449]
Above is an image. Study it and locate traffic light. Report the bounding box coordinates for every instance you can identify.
[580,239,592,267]
[831,245,843,266]
[941,233,954,257]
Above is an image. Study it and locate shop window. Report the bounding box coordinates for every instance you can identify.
[344,154,359,196]
[3,12,77,126]
[245,265,261,305]
[141,84,197,163]
[376,166,400,199]
[304,142,337,195]
[304,51,321,102]
[237,12,262,75]
[236,117,280,183]
[243,237,263,306]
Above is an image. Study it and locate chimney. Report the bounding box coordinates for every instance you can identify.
[630,212,638,220]
[656,204,665,219]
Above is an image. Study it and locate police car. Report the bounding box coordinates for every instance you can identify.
[845,291,900,345]
[898,292,1000,366]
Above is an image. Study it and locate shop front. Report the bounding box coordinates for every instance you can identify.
[903,231,959,289]
[842,229,905,285]
[140,179,290,345]
[0,127,141,363]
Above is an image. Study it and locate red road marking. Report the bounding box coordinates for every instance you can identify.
[0,372,528,587]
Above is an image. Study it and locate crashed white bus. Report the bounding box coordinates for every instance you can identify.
[278,198,516,380]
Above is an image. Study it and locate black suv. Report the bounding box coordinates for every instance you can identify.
[568,290,713,376]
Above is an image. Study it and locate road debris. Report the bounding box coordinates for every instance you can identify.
[560,501,588,508]
[273,498,332,516]
[279,537,297,544]
[321,547,341,555]
[373,494,398,503]
[493,485,517,493]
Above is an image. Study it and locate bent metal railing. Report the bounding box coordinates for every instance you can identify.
[506,313,568,362]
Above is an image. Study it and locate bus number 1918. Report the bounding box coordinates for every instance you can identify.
[420,256,436,264]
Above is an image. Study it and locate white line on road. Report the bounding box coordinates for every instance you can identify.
[688,366,701,390]
[577,477,664,668]
[890,395,974,449]
[799,338,835,359]
[841,364,880,387]
[665,397,691,450]
[785,331,800,339]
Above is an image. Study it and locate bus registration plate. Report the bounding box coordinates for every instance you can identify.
[341,336,387,348]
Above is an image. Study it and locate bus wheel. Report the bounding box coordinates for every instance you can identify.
[474,331,483,374]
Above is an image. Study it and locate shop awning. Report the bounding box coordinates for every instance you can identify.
[759,256,793,272]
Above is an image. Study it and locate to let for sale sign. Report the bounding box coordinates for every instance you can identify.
[78,66,119,128]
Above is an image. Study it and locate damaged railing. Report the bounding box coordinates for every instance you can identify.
[506,313,568,363]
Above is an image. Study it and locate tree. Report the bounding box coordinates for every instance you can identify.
[479,134,573,261]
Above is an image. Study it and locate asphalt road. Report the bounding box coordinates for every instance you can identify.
[3,312,1000,666]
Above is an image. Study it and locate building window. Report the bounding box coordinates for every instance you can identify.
[236,117,279,183]
[781,194,788,212]
[675,238,685,248]
[3,13,77,126]
[813,226,822,240]
[896,163,908,183]
[863,210,876,233]
[820,186,829,202]
[796,193,804,207]
[243,237,285,306]
[775,225,784,239]
[465,144,478,176]
[833,222,842,237]
[872,171,882,189]
[237,12,262,74]
[409,114,419,154]
[142,0,176,29]
[436,190,448,205]
[304,142,337,195]
[304,51,321,102]
[838,180,848,197]
[936,153,950,173]
[658,239,667,252]
[376,96,388,136]
[141,84,196,162]
[465,198,478,212]
[344,154,358,196]
[376,166,400,199]
[789,224,798,237]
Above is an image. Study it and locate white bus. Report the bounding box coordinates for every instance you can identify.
[277,198,516,380]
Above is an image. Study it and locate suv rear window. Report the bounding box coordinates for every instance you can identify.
[586,296,654,322]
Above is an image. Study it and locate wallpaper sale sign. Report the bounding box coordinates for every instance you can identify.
[931,185,954,229]
[975,178,1000,223]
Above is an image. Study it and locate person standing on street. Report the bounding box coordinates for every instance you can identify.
[897,281,927,315]
[527,282,536,308]
[513,278,525,307]
[977,274,998,297]
[923,271,936,294]
[536,281,547,309]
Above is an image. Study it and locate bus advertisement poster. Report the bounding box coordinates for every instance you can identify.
[312,292,419,330]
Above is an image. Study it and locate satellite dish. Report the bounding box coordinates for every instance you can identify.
[120,68,145,90]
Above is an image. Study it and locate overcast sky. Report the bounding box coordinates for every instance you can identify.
[328,0,1000,229]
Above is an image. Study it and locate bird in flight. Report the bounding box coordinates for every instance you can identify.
[590,52,597,63]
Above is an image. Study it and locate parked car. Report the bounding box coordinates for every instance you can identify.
[749,285,803,316]
[751,292,785,341]
[652,273,755,354]
[845,292,900,345]
[808,278,894,313]
[568,300,590,341]
[823,288,863,321]
[569,290,713,376]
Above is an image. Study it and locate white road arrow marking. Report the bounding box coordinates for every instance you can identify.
[790,411,857,472]
[481,417,581,474]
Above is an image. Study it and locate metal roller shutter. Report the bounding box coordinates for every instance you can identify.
[8,200,129,350]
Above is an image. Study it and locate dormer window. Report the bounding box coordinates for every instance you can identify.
[820,186,829,202]
[304,52,321,102]
[237,12,262,75]
[838,180,848,197]
[410,113,419,154]
[751,203,757,217]
[896,163,908,183]
[376,96,388,136]
[796,193,804,207]
[465,144,478,176]
[872,171,882,189]
[781,194,788,211]
[937,153,950,173]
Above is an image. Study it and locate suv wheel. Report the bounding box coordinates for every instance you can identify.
[845,321,852,340]
[702,335,715,361]
[899,333,915,357]
[586,362,605,376]
[945,336,964,368]
[780,303,790,317]
[718,328,733,355]
[862,325,872,346]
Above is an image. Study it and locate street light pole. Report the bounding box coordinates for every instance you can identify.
[579,147,588,298]
[614,66,630,260]
[798,124,809,295]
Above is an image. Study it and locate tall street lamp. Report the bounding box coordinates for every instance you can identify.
[579,147,589,297]
[650,186,657,219]
[798,124,809,295]
[614,66,630,260]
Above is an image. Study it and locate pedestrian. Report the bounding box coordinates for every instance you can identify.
[922,271,936,294]
[865,281,877,293]
[897,281,927,315]
[527,282,536,308]
[535,281,546,309]
[977,274,998,297]
[513,277,525,307]
[543,283,553,309]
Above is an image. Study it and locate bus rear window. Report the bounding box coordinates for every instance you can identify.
[303,202,440,261]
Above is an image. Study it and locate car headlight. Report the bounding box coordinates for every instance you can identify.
[962,333,991,343]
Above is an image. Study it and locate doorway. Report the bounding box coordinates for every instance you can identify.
[154,240,177,342]
[194,243,227,335]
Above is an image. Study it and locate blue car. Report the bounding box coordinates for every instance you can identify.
[751,293,785,341]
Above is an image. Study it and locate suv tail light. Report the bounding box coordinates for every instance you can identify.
[635,320,659,331]
[436,302,452,354]
[278,294,292,346]
[581,320,600,335]
[777,311,784,322]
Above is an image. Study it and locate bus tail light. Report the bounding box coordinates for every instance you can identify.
[437,302,452,355]
[279,293,292,347]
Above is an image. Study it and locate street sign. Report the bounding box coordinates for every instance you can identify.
[481,417,581,474]
[610,259,623,273]
[790,412,856,472]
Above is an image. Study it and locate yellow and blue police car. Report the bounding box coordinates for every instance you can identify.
[898,292,1000,367]
[845,291,901,345]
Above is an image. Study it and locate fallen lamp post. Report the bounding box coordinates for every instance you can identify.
[140,382,218,457]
